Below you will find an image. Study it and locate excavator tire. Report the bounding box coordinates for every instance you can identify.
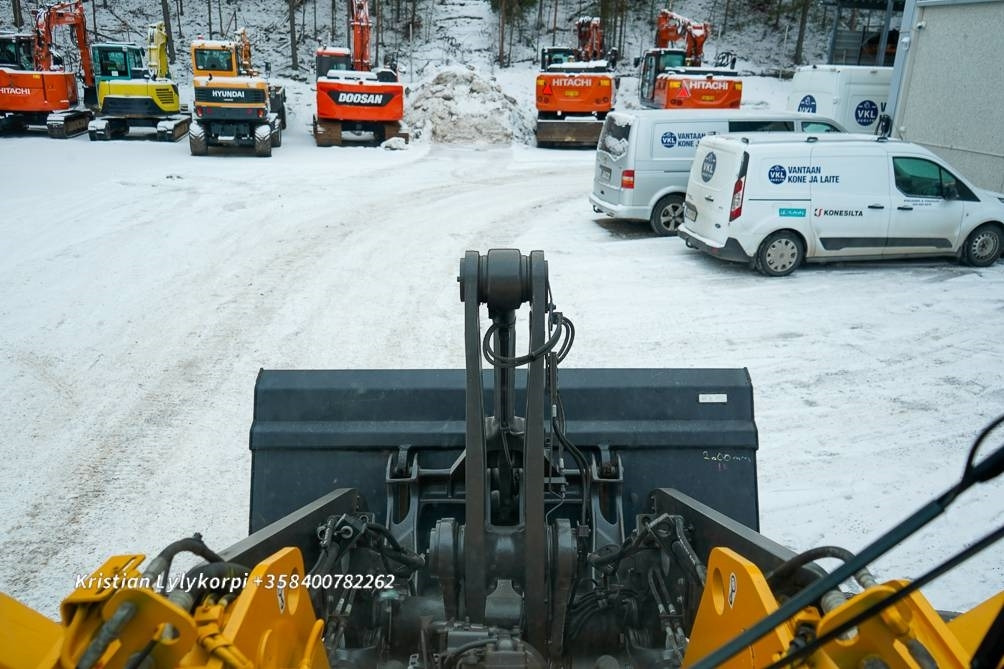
[254,124,272,157]
[189,128,208,156]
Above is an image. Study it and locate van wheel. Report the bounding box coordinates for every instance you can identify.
[756,231,803,277]
[962,224,1002,267]
[650,194,685,236]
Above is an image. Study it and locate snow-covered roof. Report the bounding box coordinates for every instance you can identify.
[546,60,611,72]
[191,39,235,48]
[193,75,264,86]
[319,70,378,82]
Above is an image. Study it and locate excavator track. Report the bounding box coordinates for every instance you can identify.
[46,109,93,139]
[156,114,191,142]
[313,117,408,146]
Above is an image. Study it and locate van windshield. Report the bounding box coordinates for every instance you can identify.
[598,115,631,158]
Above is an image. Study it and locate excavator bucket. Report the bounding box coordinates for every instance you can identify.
[535,119,605,148]
[249,367,758,535]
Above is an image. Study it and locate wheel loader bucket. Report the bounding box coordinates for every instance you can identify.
[249,367,758,535]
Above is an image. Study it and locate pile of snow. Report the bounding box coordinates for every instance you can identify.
[405,66,535,145]
[381,137,408,150]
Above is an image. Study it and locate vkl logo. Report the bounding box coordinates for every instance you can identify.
[661,131,677,148]
[814,208,823,216]
[797,94,816,113]
[768,164,787,185]
[701,151,717,183]
[855,99,879,126]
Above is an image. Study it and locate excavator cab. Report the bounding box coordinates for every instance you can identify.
[316,47,351,78]
[540,47,578,69]
[0,34,34,70]
[192,45,236,76]
[92,44,145,79]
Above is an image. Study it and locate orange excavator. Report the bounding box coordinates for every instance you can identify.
[312,0,407,146]
[0,0,95,138]
[535,16,617,148]
[639,9,741,110]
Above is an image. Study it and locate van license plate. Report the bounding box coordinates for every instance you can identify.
[685,202,697,221]
[600,166,611,182]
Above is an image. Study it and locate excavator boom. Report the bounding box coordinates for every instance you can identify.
[33,0,93,87]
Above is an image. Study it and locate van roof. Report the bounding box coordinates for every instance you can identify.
[793,64,893,74]
[700,132,936,156]
[710,132,904,146]
[606,108,843,124]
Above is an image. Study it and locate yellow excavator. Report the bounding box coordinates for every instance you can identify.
[87,22,190,141]
[0,250,1001,669]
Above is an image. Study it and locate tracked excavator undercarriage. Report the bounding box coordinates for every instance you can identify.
[2,249,1003,669]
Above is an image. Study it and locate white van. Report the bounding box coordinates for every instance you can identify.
[787,65,891,133]
[589,109,844,236]
[678,134,1004,276]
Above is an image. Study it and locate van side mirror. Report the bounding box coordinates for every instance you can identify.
[943,184,959,200]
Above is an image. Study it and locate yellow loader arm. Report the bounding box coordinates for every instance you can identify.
[0,547,327,669]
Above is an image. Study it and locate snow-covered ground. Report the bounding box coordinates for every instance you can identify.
[2,94,1003,621]
[1,0,1000,632]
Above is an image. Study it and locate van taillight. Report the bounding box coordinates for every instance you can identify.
[729,176,745,221]
[621,170,635,189]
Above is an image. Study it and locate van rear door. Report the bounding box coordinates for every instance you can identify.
[594,114,633,202]
[682,137,746,248]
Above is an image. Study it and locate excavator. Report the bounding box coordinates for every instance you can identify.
[2,248,1002,669]
[313,0,407,146]
[87,22,190,141]
[188,28,286,157]
[0,0,94,138]
[639,9,742,111]
[535,17,617,148]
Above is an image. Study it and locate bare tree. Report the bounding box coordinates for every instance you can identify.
[793,0,810,64]
[12,0,23,27]
[207,0,213,39]
[288,0,300,68]
[330,0,338,42]
[161,0,177,63]
[498,0,506,64]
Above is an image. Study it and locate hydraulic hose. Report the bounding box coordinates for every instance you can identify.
[77,534,225,669]
[765,545,878,591]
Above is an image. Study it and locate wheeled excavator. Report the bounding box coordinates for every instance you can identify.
[639,10,742,110]
[0,0,95,138]
[87,22,190,141]
[1,249,1002,669]
[313,0,408,146]
[536,17,617,148]
[189,28,286,157]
